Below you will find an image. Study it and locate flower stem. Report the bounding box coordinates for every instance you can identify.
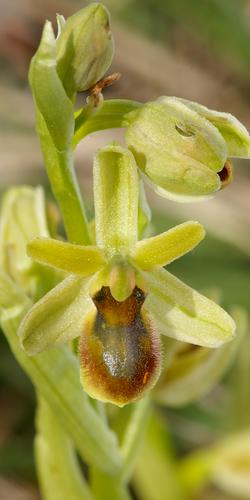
[35,396,93,500]
[37,111,91,245]
[73,99,142,147]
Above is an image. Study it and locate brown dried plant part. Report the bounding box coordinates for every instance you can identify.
[219,160,234,189]
[88,72,121,106]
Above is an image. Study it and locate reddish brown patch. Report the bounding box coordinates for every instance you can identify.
[218,160,233,189]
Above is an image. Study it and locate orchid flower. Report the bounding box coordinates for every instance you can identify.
[18,144,235,407]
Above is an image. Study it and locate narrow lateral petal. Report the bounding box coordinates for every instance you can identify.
[143,267,236,347]
[134,221,205,269]
[27,237,106,276]
[93,144,139,257]
[18,275,94,354]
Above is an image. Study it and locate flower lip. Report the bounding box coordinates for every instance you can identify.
[80,284,161,406]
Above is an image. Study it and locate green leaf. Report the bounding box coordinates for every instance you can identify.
[19,275,94,354]
[143,267,236,347]
[0,271,122,475]
[29,21,74,151]
[35,397,93,500]
[0,186,57,298]
[94,144,139,257]
[133,221,205,269]
[27,237,106,275]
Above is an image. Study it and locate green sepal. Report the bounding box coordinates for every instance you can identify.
[27,237,106,276]
[94,144,139,257]
[133,221,205,269]
[18,275,94,354]
[29,21,74,151]
[178,97,250,158]
[143,267,236,347]
[55,3,114,98]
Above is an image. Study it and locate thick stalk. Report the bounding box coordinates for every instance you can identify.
[37,111,90,245]
[35,396,93,500]
[133,412,184,500]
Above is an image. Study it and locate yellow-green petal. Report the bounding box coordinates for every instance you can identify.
[143,267,235,347]
[18,275,94,354]
[27,237,106,276]
[179,97,250,158]
[133,221,205,269]
[94,144,139,257]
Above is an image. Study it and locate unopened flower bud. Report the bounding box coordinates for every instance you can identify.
[125,97,250,202]
[55,3,114,98]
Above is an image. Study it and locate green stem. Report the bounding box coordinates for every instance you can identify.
[90,469,132,500]
[133,412,184,500]
[73,99,142,147]
[35,396,93,500]
[37,111,91,245]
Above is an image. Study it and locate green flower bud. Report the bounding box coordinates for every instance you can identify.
[125,97,250,202]
[55,3,114,98]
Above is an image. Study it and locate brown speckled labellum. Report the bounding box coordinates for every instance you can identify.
[79,286,161,406]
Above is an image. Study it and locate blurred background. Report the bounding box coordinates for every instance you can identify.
[0,1,249,499]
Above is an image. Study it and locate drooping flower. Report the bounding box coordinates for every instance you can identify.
[18,144,235,406]
[124,96,250,202]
